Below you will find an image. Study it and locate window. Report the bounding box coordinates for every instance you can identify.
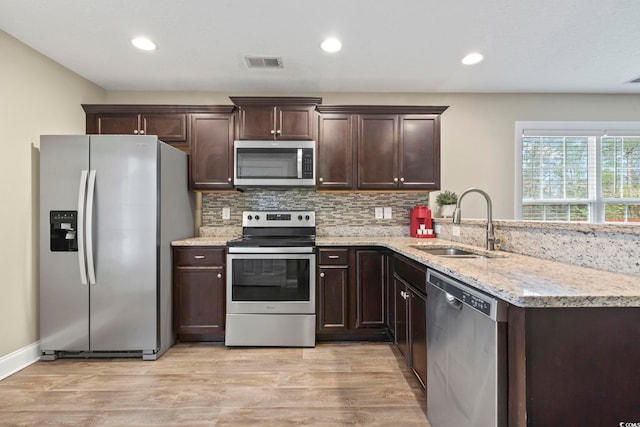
[516,122,640,223]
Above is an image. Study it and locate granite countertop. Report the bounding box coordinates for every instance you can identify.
[172,236,640,308]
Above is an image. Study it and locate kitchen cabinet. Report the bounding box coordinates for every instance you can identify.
[391,254,428,389]
[358,112,444,190]
[172,246,225,342]
[317,248,350,334]
[83,104,236,154]
[508,306,640,427]
[189,111,235,191]
[316,113,355,189]
[230,96,321,140]
[83,105,189,152]
[316,247,388,341]
[316,105,448,191]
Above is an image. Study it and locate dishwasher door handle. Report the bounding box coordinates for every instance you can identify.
[445,293,463,310]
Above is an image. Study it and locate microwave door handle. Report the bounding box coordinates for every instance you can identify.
[297,148,303,178]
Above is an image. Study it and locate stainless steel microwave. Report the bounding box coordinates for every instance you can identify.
[233,140,316,188]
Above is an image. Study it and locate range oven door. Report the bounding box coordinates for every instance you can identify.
[226,250,316,315]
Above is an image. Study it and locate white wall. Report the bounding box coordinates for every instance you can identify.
[107,91,640,219]
[0,31,105,359]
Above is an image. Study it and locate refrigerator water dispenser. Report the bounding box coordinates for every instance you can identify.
[50,210,78,252]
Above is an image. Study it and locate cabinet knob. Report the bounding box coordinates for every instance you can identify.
[133,130,139,134]
[276,129,282,135]
[319,177,323,183]
[227,177,232,182]
[270,130,276,135]
[217,273,222,279]
[393,177,398,183]
[400,177,405,183]
[139,129,145,135]
[320,272,325,278]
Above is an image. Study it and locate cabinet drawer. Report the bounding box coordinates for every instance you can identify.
[393,255,426,293]
[319,248,349,265]
[174,247,225,267]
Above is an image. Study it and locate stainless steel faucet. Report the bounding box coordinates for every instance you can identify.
[452,188,498,251]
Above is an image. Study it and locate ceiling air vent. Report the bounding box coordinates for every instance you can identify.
[629,76,640,83]
[245,56,283,69]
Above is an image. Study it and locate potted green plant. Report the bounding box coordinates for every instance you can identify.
[435,190,458,218]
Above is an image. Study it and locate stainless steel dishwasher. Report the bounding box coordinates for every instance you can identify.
[426,269,508,427]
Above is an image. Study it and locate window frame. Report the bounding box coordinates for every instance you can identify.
[515,121,640,223]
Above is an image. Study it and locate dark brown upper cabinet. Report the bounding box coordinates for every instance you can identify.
[230,96,321,140]
[316,105,448,191]
[83,105,191,152]
[190,109,235,191]
[316,113,356,190]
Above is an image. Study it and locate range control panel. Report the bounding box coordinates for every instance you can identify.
[242,211,315,227]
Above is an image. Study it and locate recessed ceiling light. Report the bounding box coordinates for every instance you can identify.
[321,38,342,53]
[461,52,483,65]
[131,37,156,51]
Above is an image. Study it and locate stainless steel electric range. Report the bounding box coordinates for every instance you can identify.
[225,210,316,347]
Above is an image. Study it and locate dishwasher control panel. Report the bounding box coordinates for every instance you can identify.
[427,269,505,321]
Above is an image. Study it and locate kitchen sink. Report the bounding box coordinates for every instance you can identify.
[410,245,500,258]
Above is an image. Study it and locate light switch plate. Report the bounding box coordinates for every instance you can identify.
[383,207,392,219]
[375,207,383,219]
[222,207,231,220]
[434,224,442,234]
[452,225,461,236]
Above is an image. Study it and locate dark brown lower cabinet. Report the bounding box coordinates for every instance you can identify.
[172,246,225,342]
[316,247,388,341]
[391,254,428,389]
[409,287,427,388]
[508,306,640,427]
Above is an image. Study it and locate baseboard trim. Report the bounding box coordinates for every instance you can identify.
[0,341,40,381]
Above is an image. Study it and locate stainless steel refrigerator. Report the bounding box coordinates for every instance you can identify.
[39,135,195,361]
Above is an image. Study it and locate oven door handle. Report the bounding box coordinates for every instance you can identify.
[228,246,315,254]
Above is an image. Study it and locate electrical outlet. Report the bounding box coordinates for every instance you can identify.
[434,224,441,234]
[383,207,392,219]
[375,207,383,219]
[452,225,461,237]
[222,207,231,220]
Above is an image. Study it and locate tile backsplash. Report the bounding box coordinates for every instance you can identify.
[202,190,430,236]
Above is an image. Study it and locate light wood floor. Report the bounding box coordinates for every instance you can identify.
[0,342,430,426]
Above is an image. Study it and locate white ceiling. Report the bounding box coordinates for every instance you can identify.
[2,0,640,93]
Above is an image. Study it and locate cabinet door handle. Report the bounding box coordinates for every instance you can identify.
[139,129,145,135]
[133,129,139,134]
[276,129,282,135]
[270,130,276,135]
[328,255,340,259]
[194,255,205,259]
[320,272,325,278]
[227,177,232,182]
[217,273,222,279]
[400,177,405,183]
[319,177,324,183]
[393,177,398,183]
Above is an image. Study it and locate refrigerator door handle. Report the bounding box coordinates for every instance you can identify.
[86,170,97,285]
[77,170,89,285]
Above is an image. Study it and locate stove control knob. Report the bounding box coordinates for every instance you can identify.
[255,215,260,220]
[305,215,310,221]
[298,215,303,221]
[247,215,253,221]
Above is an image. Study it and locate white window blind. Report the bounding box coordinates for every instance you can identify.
[516,122,640,223]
